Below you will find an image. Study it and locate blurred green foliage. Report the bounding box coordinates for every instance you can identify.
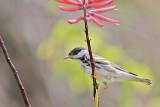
[37,20,154,106]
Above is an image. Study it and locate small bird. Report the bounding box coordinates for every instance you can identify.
[65,47,151,94]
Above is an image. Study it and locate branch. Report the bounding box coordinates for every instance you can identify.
[83,1,99,106]
[0,35,32,107]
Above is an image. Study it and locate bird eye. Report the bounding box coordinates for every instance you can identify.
[75,52,79,55]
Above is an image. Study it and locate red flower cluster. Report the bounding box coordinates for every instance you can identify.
[56,0,119,28]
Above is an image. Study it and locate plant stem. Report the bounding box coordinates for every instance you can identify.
[83,0,98,103]
[0,35,32,107]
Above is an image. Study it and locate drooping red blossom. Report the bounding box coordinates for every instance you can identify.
[56,0,119,28]
[89,0,104,3]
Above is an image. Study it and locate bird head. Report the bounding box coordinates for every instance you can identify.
[65,47,87,59]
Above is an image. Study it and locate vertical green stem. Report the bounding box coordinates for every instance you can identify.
[83,1,99,107]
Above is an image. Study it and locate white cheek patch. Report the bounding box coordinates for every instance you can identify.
[75,50,88,58]
[79,50,87,56]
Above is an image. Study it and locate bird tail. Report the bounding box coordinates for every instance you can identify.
[131,77,151,85]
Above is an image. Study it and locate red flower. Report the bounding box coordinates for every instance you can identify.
[89,0,105,3]
[56,0,119,28]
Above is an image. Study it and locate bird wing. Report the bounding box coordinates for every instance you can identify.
[109,62,138,76]
[86,54,138,76]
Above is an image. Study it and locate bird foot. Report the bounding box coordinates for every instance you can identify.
[98,85,108,96]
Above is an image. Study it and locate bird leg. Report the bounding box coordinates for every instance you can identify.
[98,83,108,96]
[91,73,109,95]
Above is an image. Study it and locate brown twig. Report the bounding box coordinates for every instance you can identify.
[0,35,31,107]
[83,1,98,100]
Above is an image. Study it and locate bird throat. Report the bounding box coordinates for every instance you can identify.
[78,55,90,66]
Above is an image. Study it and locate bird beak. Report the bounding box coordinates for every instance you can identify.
[64,56,71,59]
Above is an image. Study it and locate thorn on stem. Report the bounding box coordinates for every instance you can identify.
[96,83,99,90]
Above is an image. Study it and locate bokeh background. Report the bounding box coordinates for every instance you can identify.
[0,0,159,107]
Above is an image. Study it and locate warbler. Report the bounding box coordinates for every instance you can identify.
[65,47,151,94]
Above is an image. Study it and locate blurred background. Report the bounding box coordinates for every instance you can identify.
[0,0,159,107]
